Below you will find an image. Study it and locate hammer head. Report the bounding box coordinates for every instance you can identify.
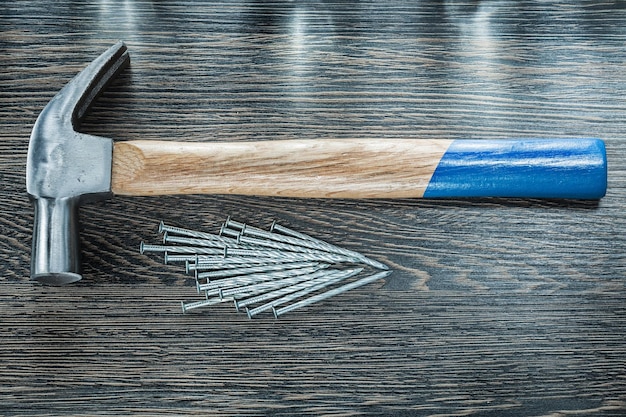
[26,42,129,285]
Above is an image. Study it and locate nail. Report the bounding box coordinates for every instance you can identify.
[219,248,361,265]
[196,261,322,281]
[236,234,365,263]
[272,223,388,269]
[198,265,327,294]
[220,268,331,300]
[224,218,275,238]
[270,221,318,241]
[186,258,278,272]
[271,223,389,271]
[219,226,241,241]
[182,255,287,266]
[235,269,343,311]
[273,270,392,318]
[224,216,246,230]
[222,221,329,253]
[163,245,351,263]
[246,268,362,318]
[141,243,226,256]
[164,234,245,249]
[160,222,223,241]
[242,225,327,250]
[181,297,232,313]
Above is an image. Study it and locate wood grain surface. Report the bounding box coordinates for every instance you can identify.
[112,139,451,197]
[2,1,626,416]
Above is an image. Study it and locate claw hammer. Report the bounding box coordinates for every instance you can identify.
[26,42,607,285]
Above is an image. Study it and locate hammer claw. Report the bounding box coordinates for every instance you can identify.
[71,41,130,126]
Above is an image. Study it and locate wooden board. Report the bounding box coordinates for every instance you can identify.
[1,1,625,415]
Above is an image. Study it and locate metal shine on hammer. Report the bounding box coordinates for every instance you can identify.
[26,42,608,285]
[27,43,128,285]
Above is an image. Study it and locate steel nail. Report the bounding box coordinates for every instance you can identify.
[273,270,392,318]
[181,297,232,313]
[222,220,328,253]
[198,265,326,294]
[219,248,360,264]
[270,223,389,271]
[224,216,246,230]
[164,234,245,249]
[187,259,277,272]
[270,221,318,241]
[160,222,223,241]
[185,255,291,266]
[220,268,332,300]
[235,234,364,262]
[219,226,241,241]
[142,244,232,256]
[235,269,343,311]
[246,268,362,318]
[196,261,323,281]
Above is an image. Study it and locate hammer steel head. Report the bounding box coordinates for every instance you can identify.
[26,42,130,285]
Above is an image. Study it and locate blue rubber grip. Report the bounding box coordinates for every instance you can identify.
[423,138,607,199]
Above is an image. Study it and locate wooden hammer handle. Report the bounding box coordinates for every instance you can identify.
[111,138,607,199]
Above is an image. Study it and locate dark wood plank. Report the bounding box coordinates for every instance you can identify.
[1,1,625,415]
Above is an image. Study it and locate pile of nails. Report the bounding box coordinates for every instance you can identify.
[140,217,391,318]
